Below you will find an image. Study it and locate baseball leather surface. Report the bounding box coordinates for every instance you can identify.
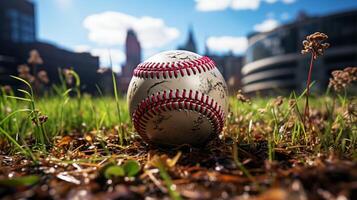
[127,50,228,146]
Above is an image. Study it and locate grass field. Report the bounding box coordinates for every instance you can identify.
[0,75,356,199]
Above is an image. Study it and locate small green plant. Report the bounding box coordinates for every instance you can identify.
[104,160,141,179]
[6,76,49,150]
[148,154,183,200]
[0,175,40,187]
[104,165,125,178]
[63,69,83,126]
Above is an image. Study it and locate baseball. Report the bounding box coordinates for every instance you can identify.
[127,50,228,146]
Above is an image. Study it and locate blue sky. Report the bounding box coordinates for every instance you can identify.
[32,0,357,72]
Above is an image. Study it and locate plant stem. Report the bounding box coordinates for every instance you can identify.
[112,72,123,145]
[232,142,254,181]
[304,55,314,124]
[156,160,182,200]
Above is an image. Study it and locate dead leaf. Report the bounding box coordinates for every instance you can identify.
[56,136,73,147]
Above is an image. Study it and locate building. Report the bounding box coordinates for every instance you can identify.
[0,0,35,87]
[118,29,141,93]
[178,27,197,53]
[0,0,99,93]
[0,0,36,44]
[242,9,357,95]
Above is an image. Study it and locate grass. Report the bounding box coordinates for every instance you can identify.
[0,76,356,199]
[1,90,355,156]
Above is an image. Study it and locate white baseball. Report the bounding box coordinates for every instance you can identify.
[127,50,228,146]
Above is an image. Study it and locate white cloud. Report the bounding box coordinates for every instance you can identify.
[195,0,296,11]
[195,0,261,11]
[231,0,261,10]
[195,0,231,11]
[74,45,125,73]
[206,36,248,54]
[253,18,279,32]
[83,11,180,49]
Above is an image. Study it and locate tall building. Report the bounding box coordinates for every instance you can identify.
[122,29,141,77]
[242,9,357,95]
[118,29,141,93]
[0,0,35,86]
[0,0,99,93]
[178,27,197,53]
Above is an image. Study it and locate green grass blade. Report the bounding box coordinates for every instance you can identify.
[17,89,31,97]
[0,127,30,158]
[0,109,32,125]
[10,75,32,89]
[6,96,32,102]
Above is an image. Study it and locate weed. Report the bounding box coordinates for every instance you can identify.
[7,76,49,150]
[148,154,183,200]
[301,32,330,124]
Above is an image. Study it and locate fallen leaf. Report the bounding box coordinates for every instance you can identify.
[56,136,73,147]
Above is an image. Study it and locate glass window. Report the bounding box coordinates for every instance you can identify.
[6,9,20,42]
[322,15,357,47]
[246,28,298,63]
[6,9,35,43]
[20,14,35,42]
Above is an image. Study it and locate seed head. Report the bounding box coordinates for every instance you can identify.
[39,115,48,124]
[301,32,330,60]
[18,64,30,75]
[343,102,356,124]
[28,49,43,65]
[236,90,250,103]
[273,96,284,107]
[37,70,49,84]
[17,64,35,83]
[1,85,12,94]
[329,67,357,92]
[63,69,74,85]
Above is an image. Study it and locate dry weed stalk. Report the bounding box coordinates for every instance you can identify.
[63,69,74,85]
[236,90,251,104]
[301,32,330,124]
[17,50,49,95]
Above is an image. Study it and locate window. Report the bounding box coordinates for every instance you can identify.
[6,8,35,43]
[246,28,298,63]
[6,9,19,42]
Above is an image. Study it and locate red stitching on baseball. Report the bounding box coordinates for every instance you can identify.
[133,56,215,79]
[132,89,225,143]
